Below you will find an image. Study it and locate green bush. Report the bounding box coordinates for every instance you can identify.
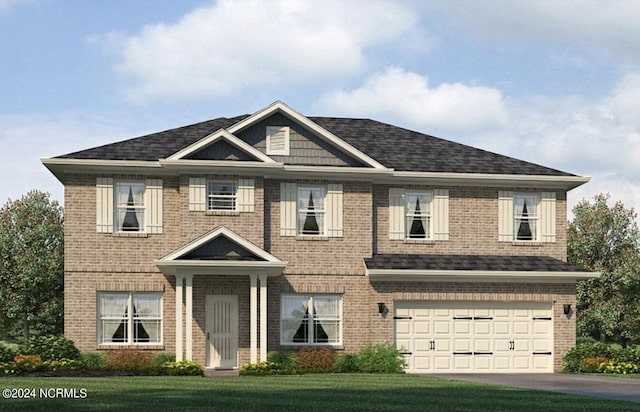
[296,347,336,373]
[43,358,84,372]
[19,336,81,361]
[159,360,203,376]
[334,352,360,373]
[563,342,640,373]
[356,343,406,373]
[266,351,297,372]
[240,361,291,376]
[598,359,639,374]
[151,353,176,367]
[579,356,608,373]
[0,344,16,363]
[563,342,617,373]
[81,352,107,370]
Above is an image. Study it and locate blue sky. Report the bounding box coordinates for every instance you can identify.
[2,0,639,217]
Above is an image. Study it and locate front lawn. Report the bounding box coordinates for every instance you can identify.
[0,374,637,411]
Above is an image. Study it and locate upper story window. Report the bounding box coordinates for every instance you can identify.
[405,191,432,239]
[498,191,556,243]
[115,182,145,232]
[266,126,290,156]
[297,186,326,236]
[207,181,237,211]
[98,292,162,345]
[514,194,538,241]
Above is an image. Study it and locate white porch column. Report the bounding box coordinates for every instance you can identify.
[185,274,193,360]
[175,274,184,362]
[259,274,268,362]
[250,274,258,364]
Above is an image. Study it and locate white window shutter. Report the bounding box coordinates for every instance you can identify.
[389,188,405,240]
[237,179,255,212]
[540,192,556,242]
[433,189,449,241]
[498,191,514,241]
[326,184,343,237]
[189,177,206,211]
[96,177,113,233]
[145,179,163,234]
[280,182,297,236]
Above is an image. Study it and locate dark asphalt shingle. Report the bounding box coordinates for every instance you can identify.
[56,114,574,176]
[364,254,587,272]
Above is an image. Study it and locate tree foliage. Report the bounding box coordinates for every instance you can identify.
[568,193,640,346]
[0,191,64,339]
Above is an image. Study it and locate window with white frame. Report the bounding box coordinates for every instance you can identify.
[514,194,538,241]
[297,186,326,236]
[98,293,162,344]
[115,182,145,232]
[281,295,341,345]
[207,181,237,211]
[405,191,432,239]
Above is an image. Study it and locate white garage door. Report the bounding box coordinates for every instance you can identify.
[395,301,553,373]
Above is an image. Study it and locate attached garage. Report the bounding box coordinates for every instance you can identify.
[394,301,553,373]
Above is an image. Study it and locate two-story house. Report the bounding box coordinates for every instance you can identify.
[42,101,597,373]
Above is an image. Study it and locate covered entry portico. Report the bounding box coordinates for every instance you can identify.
[155,226,286,368]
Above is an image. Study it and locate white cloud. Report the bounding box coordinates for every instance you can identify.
[425,1,640,64]
[99,0,418,101]
[316,67,508,133]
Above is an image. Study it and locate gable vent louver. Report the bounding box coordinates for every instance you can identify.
[266,126,290,155]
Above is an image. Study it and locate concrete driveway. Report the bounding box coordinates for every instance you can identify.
[430,374,640,403]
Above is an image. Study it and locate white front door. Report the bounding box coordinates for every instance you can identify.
[206,295,238,369]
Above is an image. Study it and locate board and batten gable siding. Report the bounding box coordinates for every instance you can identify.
[235,112,366,167]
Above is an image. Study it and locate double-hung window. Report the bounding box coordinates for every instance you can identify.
[115,182,145,232]
[98,292,162,345]
[207,181,237,211]
[281,295,341,345]
[297,186,326,236]
[514,194,538,241]
[405,191,432,239]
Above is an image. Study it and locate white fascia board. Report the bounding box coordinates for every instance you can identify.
[387,171,591,191]
[166,129,277,163]
[155,260,287,277]
[227,101,389,170]
[160,225,283,263]
[160,159,283,173]
[41,158,163,182]
[366,269,600,283]
[274,165,393,181]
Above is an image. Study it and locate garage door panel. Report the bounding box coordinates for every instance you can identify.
[395,301,553,373]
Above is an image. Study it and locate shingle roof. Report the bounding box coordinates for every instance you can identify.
[56,114,574,176]
[364,254,587,272]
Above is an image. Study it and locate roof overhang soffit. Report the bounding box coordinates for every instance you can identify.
[366,268,600,284]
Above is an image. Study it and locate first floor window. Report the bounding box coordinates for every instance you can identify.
[514,194,538,241]
[405,191,431,239]
[207,181,237,211]
[115,182,145,232]
[297,186,326,236]
[98,292,162,344]
[281,295,341,345]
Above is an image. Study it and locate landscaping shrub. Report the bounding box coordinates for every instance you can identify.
[19,335,81,361]
[81,352,107,370]
[240,361,291,376]
[579,356,608,373]
[334,352,360,373]
[564,342,640,373]
[597,360,639,374]
[151,352,176,367]
[266,351,297,372]
[356,343,406,373]
[105,349,153,371]
[563,342,617,373]
[43,358,84,372]
[0,344,16,363]
[296,347,336,373]
[159,360,203,376]
[13,354,44,372]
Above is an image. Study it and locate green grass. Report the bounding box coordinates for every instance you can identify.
[0,374,638,411]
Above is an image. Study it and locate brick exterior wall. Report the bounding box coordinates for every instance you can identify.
[63,172,577,372]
